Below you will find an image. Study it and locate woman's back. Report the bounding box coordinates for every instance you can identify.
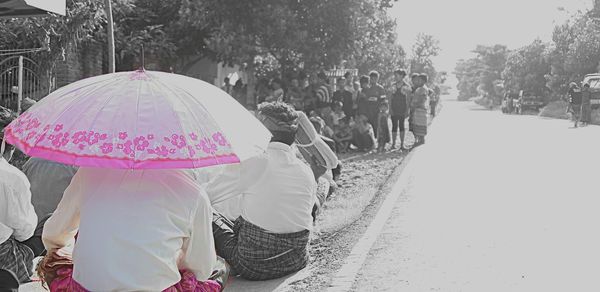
[45,168,216,291]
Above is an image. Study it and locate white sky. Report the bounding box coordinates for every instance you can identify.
[389,0,593,72]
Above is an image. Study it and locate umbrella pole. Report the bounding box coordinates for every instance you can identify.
[105,0,116,73]
[17,56,23,114]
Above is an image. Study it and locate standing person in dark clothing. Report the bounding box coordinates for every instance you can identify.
[356,75,371,119]
[580,83,592,127]
[333,77,354,118]
[389,69,411,150]
[362,71,386,138]
[567,82,582,128]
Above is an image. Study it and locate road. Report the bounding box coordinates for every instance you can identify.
[345,99,600,291]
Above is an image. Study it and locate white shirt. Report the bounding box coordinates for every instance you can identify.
[43,168,217,291]
[206,142,317,233]
[0,158,37,244]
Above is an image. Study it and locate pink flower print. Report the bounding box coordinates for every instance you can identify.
[78,144,86,150]
[59,133,70,146]
[47,134,55,141]
[100,143,113,154]
[54,124,63,132]
[26,131,36,141]
[169,148,176,154]
[150,146,169,157]
[147,134,154,140]
[212,132,229,146]
[118,132,128,140]
[123,140,134,156]
[72,131,87,144]
[199,138,217,154]
[189,133,198,141]
[25,118,41,130]
[99,133,108,140]
[87,132,100,145]
[117,144,124,149]
[170,134,186,149]
[163,137,170,143]
[43,125,50,132]
[133,136,149,151]
[187,145,196,158]
[35,133,46,143]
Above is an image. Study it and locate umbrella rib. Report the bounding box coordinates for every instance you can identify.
[153,74,222,167]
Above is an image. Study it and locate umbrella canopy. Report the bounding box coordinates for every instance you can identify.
[3,70,271,169]
[0,0,65,18]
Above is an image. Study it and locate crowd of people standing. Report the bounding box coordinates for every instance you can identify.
[233,68,441,153]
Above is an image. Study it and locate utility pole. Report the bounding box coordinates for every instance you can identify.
[105,0,115,73]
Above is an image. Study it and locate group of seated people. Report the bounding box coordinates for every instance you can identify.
[0,102,339,291]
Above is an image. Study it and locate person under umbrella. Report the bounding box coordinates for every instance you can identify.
[4,70,271,291]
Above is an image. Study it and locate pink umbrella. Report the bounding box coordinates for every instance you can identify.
[3,70,271,169]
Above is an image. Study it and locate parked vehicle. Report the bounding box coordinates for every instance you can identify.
[516,90,545,114]
[581,73,600,109]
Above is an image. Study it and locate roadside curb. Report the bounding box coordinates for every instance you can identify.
[325,149,419,292]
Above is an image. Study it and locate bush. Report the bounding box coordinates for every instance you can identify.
[539,100,569,120]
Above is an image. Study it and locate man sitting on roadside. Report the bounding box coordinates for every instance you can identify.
[22,158,78,221]
[210,102,317,281]
[0,137,43,284]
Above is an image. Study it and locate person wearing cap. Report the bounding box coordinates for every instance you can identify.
[362,71,386,138]
[0,133,42,285]
[210,102,316,280]
[580,82,591,127]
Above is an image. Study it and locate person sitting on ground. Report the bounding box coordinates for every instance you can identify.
[352,115,375,152]
[331,101,346,127]
[333,118,353,153]
[22,158,78,222]
[38,167,228,291]
[377,101,391,153]
[210,102,317,281]
[309,117,342,181]
[0,136,44,284]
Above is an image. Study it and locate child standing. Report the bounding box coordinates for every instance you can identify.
[377,101,391,152]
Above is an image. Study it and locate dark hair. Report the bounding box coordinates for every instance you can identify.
[257,102,298,124]
[411,73,420,79]
[270,130,296,145]
[394,69,407,77]
[359,75,370,85]
[337,77,346,84]
[333,101,343,108]
[224,77,230,82]
[419,73,429,83]
[317,71,328,81]
[369,71,379,78]
[344,71,351,79]
[271,78,282,86]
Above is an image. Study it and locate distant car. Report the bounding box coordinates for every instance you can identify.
[516,90,545,114]
[582,73,600,108]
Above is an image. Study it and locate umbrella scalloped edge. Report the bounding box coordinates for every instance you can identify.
[4,127,240,169]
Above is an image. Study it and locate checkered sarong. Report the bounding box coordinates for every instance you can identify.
[228,217,309,281]
[0,237,34,283]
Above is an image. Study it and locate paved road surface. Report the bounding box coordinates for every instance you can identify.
[349,99,600,291]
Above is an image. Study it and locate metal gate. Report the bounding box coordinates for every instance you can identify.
[0,52,50,112]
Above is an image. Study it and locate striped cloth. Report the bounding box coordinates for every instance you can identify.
[0,237,34,283]
[410,108,428,136]
[217,216,309,281]
[316,85,332,107]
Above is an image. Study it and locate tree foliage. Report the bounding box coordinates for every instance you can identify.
[502,39,550,96]
[410,33,440,79]
[454,44,508,101]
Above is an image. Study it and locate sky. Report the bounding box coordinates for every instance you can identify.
[388,0,593,73]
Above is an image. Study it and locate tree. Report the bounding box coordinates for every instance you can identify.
[410,33,440,79]
[455,58,484,100]
[502,39,551,97]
